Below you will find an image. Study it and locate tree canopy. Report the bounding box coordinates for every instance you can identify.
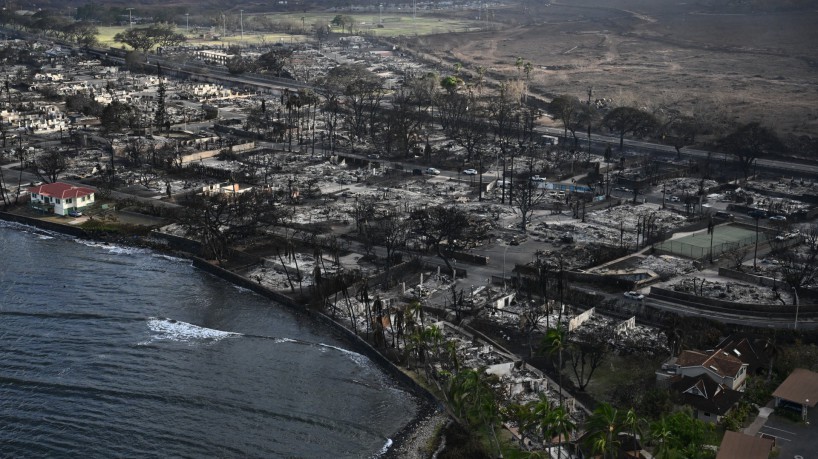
[602,106,658,151]
[114,23,186,54]
[409,205,488,275]
[719,122,783,180]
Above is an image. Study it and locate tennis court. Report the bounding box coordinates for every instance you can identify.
[654,224,767,259]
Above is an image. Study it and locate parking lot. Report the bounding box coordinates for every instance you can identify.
[758,410,818,458]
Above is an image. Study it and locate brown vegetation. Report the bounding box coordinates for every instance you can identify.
[411,0,818,138]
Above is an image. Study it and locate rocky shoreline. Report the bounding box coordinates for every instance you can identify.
[384,404,450,459]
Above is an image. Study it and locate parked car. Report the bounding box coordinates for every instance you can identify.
[670,196,680,202]
[530,175,546,182]
[623,291,644,301]
[748,210,767,219]
[462,168,478,175]
[769,215,787,222]
[68,210,83,217]
[714,211,733,219]
[425,167,441,175]
[367,154,380,159]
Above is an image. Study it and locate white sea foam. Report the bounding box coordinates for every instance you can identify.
[75,239,147,255]
[104,245,147,255]
[0,220,63,240]
[318,343,370,367]
[146,318,241,343]
[152,254,188,263]
[373,438,393,457]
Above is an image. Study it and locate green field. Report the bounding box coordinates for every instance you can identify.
[96,26,309,49]
[95,13,482,49]
[655,224,767,259]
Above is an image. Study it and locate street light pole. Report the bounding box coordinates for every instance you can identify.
[240,10,244,42]
[503,245,510,290]
[127,8,133,28]
[185,13,189,34]
[753,216,760,270]
[662,185,666,209]
[709,219,715,263]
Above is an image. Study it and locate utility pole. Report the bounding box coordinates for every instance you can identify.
[753,216,760,270]
[659,185,665,210]
[222,13,225,38]
[413,0,416,33]
[185,13,189,34]
[708,218,715,263]
[587,86,593,156]
[240,10,244,42]
[127,8,134,28]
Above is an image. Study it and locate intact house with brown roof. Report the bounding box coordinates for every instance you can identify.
[670,374,743,424]
[657,347,749,391]
[29,182,95,216]
[716,431,774,459]
[772,368,818,421]
[714,335,771,377]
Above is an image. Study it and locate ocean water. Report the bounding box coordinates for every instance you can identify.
[0,222,418,458]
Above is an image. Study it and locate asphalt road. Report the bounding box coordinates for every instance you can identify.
[536,126,818,177]
[645,297,817,330]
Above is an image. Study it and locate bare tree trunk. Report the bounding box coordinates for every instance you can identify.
[277,249,296,293]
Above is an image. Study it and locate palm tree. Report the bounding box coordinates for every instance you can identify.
[584,403,622,459]
[531,394,553,440]
[622,408,645,455]
[546,405,575,458]
[448,368,503,457]
[541,327,567,409]
[649,415,676,459]
[425,324,444,364]
[504,402,534,450]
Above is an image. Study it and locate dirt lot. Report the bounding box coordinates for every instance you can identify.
[413,0,818,137]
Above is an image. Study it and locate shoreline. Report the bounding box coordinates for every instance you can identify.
[383,403,449,459]
[0,211,449,458]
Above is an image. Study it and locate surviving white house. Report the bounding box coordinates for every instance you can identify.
[657,347,749,391]
[29,182,95,216]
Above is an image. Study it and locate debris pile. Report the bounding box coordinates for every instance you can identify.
[670,277,794,305]
[637,255,697,279]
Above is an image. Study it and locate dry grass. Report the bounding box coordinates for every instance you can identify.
[413,0,818,137]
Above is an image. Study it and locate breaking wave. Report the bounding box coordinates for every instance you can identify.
[75,239,148,255]
[145,318,241,343]
[373,438,393,457]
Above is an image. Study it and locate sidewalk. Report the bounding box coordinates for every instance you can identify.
[743,401,775,436]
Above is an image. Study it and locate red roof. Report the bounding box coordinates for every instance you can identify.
[30,182,95,199]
